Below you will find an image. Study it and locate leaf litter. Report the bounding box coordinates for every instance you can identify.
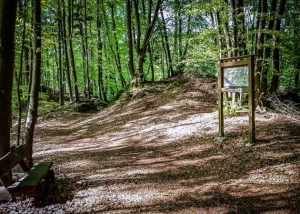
[2,74,300,213]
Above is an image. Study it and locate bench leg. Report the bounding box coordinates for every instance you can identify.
[46,170,55,183]
[34,182,46,198]
[0,173,13,187]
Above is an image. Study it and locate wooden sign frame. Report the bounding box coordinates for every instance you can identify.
[218,55,255,142]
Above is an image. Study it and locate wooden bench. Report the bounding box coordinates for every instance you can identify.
[0,144,54,199]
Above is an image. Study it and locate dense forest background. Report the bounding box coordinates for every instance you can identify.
[13,0,299,106]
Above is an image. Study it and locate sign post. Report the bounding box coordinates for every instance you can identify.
[218,55,256,143]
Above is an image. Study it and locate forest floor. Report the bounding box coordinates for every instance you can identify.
[2,72,300,213]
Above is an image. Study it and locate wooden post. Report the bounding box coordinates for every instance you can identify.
[248,55,255,142]
[218,60,224,137]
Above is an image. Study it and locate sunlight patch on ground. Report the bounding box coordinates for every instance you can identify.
[34,138,127,158]
[247,163,298,184]
[58,160,97,170]
[136,157,173,165]
[162,112,219,141]
[171,144,213,158]
[86,166,163,181]
[222,182,292,198]
[117,112,281,145]
[171,155,226,167]
[159,105,175,110]
[261,151,294,159]
[213,163,300,199]
[72,185,163,205]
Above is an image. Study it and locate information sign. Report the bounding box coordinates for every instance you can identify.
[224,66,248,87]
[225,88,243,93]
[218,55,256,143]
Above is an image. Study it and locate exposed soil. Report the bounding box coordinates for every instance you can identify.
[2,74,300,213]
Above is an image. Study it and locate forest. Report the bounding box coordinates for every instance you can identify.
[0,0,300,213]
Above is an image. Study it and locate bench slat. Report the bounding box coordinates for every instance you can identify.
[0,145,30,177]
[7,161,53,194]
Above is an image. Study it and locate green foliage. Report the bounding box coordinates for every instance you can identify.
[10,0,300,111]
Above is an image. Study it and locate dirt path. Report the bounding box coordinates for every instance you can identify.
[2,77,300,213]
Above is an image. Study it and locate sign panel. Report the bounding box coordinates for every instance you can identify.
[224,66,248,87]
[225,88,243,93]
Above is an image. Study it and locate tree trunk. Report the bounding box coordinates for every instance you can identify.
[173,0,179,62]
[0,0,17,168]
[255,0,267,104]
[96,0,106,101]
[16,0,28,146]
[23,0,41,167]
[261,0,277,94]
[178,14,191,73]
[101,2,126,90]
[147,43,155,81]
[232,0,238,56]
[160,9,174,77]
[57,0,64,106]
[61,0,73,102]
[269,0,287,93]
[110,3,126,88]
[68,0,79,102]
[126,0,135,79]
[295,62,300,88]
[84,0,90,99]
[129,0,162,87]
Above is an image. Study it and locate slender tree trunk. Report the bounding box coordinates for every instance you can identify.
[255,0,267,105]
[215,1,232,58]
[173,0,179,62]
[57,0,64,106]
[160,9,174,76]
[178,14,191,73]
[159,28,169,77]
[101,2,126,89]
[261,0,277,94]
[126,0,135,79]
[84,0,90,98]
[16,0,28,146]
[215,11,224,58]
[23,0,41,167]
[68,0,79,102]
[24,45,30,85]
[61,0,73,102]
[232,0,238,56]
[96,0,106,101]
[109,3,126,88]
[269,0,286,93]
[295,62,300,88]
[148,43,155,81]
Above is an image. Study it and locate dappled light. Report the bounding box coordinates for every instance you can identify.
[3,77,300,213]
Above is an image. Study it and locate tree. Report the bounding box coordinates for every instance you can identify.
[269,0,287,93]
[126,0,162,87]
[0,0,18,184]
[61,0,73,102]
[23,0,42,167]
[57,0,64,106]
[96,0,106,101]
[160,8,174,77]
[68,0,80,102]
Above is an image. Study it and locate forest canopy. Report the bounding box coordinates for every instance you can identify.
[11,0,299,107]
